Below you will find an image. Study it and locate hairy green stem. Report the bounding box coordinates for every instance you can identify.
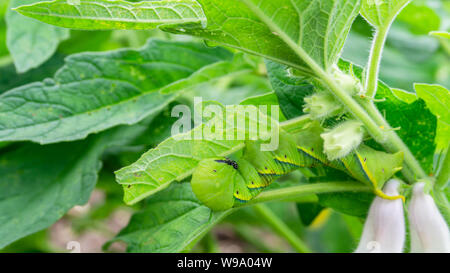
[252,204,311,253]
[436,147,450,190]
[365,26,389,98]
[280,114,311,133]
[243,181,371,206]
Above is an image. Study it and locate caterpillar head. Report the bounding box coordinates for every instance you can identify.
[191,157,238,211]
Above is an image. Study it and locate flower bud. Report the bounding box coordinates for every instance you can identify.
[303,92,344,120]
[332,66,363,96]
[320,120,364,160]
[355,179,405,253]
[409,182,450,253]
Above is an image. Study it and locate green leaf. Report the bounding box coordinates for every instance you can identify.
[19,0,361,74]
[296,202,324,226]
[266,60,314,119]
[430,31,450,57]
[106,182,231,253]
[318,192,374,218]
[239,91,286,121]
[360,0,410,28]
[396,2,441,35]
[0,124,147,249]
[391,88,417,104]
[195,0,360,73]
[14,0,206,30]
[160,53,252,94]
[0,0,9,17]
[0,39,240,144]
[339,60,437,174]
[414,84,450,152]
[6,0,69,73]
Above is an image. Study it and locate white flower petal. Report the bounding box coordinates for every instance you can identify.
[355,179,405,253]
[409,182,450,253]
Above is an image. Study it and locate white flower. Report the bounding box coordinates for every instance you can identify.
[321,120,364,160]
[409,182,450,253]
[355,179,405,253]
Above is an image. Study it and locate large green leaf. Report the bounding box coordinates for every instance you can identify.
[360,0,410,28]
[396,2,441,35]
[317,192,374,218]
[106,182,231,253]
[0,39,243,144]
[178,0,361,74]
[266,60,314,119]
[15,0,207,30]
[414,84,450,152]
[0,124,148,249]
[6,0,69,73]
[17,0,362,75]
[239,91,286,121]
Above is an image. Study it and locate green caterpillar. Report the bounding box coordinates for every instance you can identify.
[191,125,404,211]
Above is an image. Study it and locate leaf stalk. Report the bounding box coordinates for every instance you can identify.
[364,26,389,98]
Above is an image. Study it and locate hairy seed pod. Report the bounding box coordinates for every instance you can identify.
[332,66,363,96]
[321,120,364,160]
[303,92,344,120]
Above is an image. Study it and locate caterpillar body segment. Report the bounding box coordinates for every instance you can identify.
[242,141,285,186]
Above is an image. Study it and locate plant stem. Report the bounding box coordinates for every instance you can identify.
[436,147,450,190]
[243,181,371,206]
[252,204,311,253]
[202,232,220,253]
[365,26,389,98]
[233,224,283,252]
[279,114,311,133]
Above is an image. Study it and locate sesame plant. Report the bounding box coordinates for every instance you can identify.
[0,0,449,253]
